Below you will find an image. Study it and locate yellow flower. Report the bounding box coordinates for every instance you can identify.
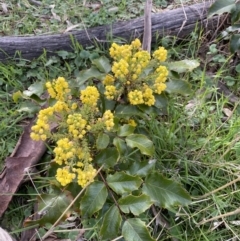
[128,119,137,127]
[128,90,144,105]
[153,47,168,62]
[104,85,117,100]
[142,86,155,106]
[103,110,114,131]
[56,168,76,186]
[155,66,169,83]
[46,77,70,101]
[103,74,115,85]
[154,82,167,94]
[80,86,100,106]
[131,38,141,49]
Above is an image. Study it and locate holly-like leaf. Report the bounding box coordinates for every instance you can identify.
[122,218,155,241]
[80,181,108,217]
[142,172,191,210]
[12,90,22,103]
[24,190,73,227]
[115,105,145,118]
[77,66,103,83]
[95,147,119,168]
[96,133,110,150]
[107,172,142,195]
[23,81,44,97]
[230,34,240,53]
[128,160,155,177]
[119,194,153,216]
[17,101,40,114]
[126,134,154,156]
[166,79,192,95]
[92,56,111,73]
[117,124,135,137]
[100,205,122,240]
[113,137,128,156]
[166,60,199,73]
[208,0,235,18]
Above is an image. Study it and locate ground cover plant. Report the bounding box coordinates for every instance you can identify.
[1,0,240,240]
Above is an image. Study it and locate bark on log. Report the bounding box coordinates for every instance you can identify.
[0,1,216,61]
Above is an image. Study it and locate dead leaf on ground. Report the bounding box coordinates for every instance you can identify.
[0,119,47,217]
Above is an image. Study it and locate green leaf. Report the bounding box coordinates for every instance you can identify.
[57,50,69,59]
[17,101,40,114]
[208,0,235,18]
[23,81,44,97]
[24,190,73,227]
[96,133,110,150]
[117,124,135,137]
[119,194,153,215]
[80,181,108,217]
[92,56,111,73]
[115,105,145,118]
[126,134,154,156]
[12,90,22,103]
[122,218,155,241]
[231,2,240,23]
[113,137,128,156]
[142,172,191,210]
[166,60,199,73]
[107,172,142,195]
[230,34,240,53]
[77,67,103,83]
[100,205,122,240]
[128,160,155,177]
[95,147,119,168]
[166,79,192,95]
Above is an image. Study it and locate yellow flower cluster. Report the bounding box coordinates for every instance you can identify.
[142,86,155,106]
[53,138,75,165]
[46,77,70,101]
[103,110,114,131]
[80,86,100,106]
[112,59,129,79]
[75,164,96,187]
[67,114,88,139]
[153,46,167,62]
[104,39,169,107]
[30,107,53,141]
[128,90,144,105]
[56,167,76,186]
[128,119,137,127]
[103,74,115,85]
[104,85,117,100]
[154,65,168,94]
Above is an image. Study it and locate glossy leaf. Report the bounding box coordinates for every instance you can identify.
[100,205,122,240]
[23,81,44,97]
[78,66,103,83]
[142,172,191,210]
[208,0,235,17]
[166,79,192,95]
[92,56,111,73]
[166,60,199,73]
[95,147,119,168]
[96,133,110,149]
[117,124,135,137]
[119,194,153,215]
[24,190,73,227]
[126,134,154,156]
[80,181,108,217]
[122,218,155,241]
[115,105,145,118]
[107,172,142,195]
[230,34,240,53]
[128,160,155,177]
[113,137,128,156]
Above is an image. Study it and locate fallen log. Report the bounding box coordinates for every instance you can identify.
[0,1,217,61]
